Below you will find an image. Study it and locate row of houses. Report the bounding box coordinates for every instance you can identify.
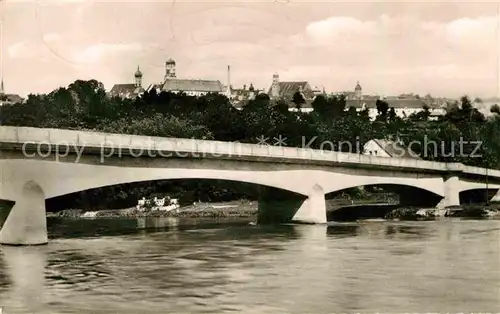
[108,59,449,120]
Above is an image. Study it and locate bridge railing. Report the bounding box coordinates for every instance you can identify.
[0,126,496,177]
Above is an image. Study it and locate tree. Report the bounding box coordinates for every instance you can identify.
[375,99,389,121]
[6,78,500,210]
[311,94,329,116]
[408,105,431,122]
[388,108,397,122]
[446,101,459,114]
[292,91,306,110]
[330,94,347,117]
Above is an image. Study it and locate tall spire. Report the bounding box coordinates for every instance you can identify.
[134,65,143,88]
[134,65,142,78]
[226,65,231,98]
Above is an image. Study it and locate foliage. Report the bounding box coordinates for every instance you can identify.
[292,91,306,109]
[2,80,498,209]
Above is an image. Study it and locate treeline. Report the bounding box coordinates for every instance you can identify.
[1,79,499,210]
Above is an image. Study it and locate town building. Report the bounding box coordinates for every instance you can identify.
[363,139,421,159]
[0,78,24,106]
[343,82,446,120]
[147,59,225,96]
[108,66,145,99]
[229,83,267,107]
[265,73,326,112]
[268,73,316,102]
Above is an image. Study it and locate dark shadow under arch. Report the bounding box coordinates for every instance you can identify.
[326,184,442,207]
[325,184,443,221]
[46,178,278,211]
[45,178,307,225]
[0,200,15,229]
[460,188,499,205]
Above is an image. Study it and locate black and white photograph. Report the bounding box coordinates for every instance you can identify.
[0,0,499,313]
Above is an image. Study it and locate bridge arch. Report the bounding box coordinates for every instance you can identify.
[325,183,443,208]
[318,172,444,202]
[0,159,313,201]
[45,178,302,211]
[459,188,499,204]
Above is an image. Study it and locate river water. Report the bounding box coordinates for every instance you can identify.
[0,216,499,313]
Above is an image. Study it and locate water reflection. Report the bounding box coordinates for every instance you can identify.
[0,218,499,313]
[383,224,431,238]
[137,216,180,230]
[327,223,361,237]
[0,246,47,313]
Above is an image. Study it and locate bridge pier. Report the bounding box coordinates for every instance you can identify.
[436,176,460,209]
[257,184,326,224]
[292,184,327,224]
[490,190,500,202]
[0,181,48,246]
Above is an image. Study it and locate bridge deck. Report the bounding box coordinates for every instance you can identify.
[0,126,498,178]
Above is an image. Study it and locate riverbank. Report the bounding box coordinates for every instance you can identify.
[384,203,500,220]
[45,199,500,221]
[46,200,259,219]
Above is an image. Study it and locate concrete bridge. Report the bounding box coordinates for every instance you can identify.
[0,126,499,246]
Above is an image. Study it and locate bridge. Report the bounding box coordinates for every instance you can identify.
[0,126,499,245]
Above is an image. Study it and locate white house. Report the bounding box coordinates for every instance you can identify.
[136,196,180,212]
[363,139,421,159]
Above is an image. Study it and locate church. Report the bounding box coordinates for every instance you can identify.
[268,73,317,101]
[265,73,323,112]
[108,67,145,99]
[0,78,24,106]
[109,59,226,99]
[148,59,225,96]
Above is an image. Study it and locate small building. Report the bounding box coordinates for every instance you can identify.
[230,83,260,101]
[230,83,267,108]
[136,196,180,212]
[109,66,145,99]
[0,79,24,106]
[363,139,421,159]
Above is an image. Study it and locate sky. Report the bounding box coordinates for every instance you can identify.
[1,0,500,98]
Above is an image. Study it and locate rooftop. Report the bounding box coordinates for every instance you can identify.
[268,81,315,99]
[109,84,144,98]
[160,79,224,93]
[367,139,421,160]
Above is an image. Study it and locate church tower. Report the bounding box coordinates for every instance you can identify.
[354,81,362,99]
[271,73,280,99]
[248,83,255,100]
[226,65,231,98]
[134,66,143,88]
[165,59,176,80]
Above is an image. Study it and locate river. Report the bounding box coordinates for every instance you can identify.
[0,216,499,313]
